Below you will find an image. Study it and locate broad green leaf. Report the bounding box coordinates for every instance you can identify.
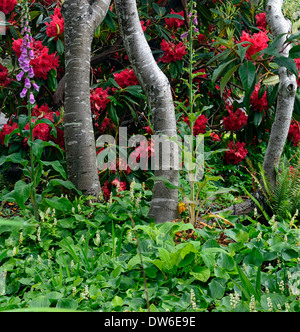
[14,180,32,210]
[239,61,256,94]
[289,45,300,59]
[111,295,123,307]
[217,252,235,271]
[56,39,64,55]
[56,298,78,310]
[208,279,225,300]
[31,139,44,160]
[45,196,73,212]
[220,64,240,96]
[190,266,210,282]
[237,265,259,301]
[274,57,299,77]
[41,160,66,180]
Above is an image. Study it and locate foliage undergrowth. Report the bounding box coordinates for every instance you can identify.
[0,182,299,312]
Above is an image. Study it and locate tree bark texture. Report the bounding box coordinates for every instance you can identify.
[263,0,298,187]
[62,0,111,197]
[115,0,179,223]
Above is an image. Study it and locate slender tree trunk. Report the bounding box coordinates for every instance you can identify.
[115,0,179,223]
[263,0,298,187]
[62,0,111,196]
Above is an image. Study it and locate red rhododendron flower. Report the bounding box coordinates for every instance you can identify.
[0,63,11,87]
[12,38,59,80]
[197,34,206,43]
[224,141,248,164]
[90,87,110,121]
[165,9,185,30]
[102,180,111,199]
[159,39,187,63]
[210,132,221,141]
[0,0,17,15]
[250,84,268,112]
[256,13,267,31]
[111,178,127,192]
[24,120,50,142]
[97,117,115,135]
[143,125,153,135]
[223,107,248,131]
[33,123,51,141]
[46,6,64,41]
[184,114,208,136]
[113,69,139,88]
[288,120,300,146]
[0,122,18,145]
[32,104,60,122]
[295,58,300,87]
[129,139,155,167]
[240,30,269,60]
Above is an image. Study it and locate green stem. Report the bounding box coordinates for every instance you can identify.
[27,100,39,221]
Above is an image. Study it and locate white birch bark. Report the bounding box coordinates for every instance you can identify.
[115,0,179,223]
[62,0,111,196]
[263,0,298,187]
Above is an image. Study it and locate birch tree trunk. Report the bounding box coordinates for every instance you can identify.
[61,0,111,196]
[263,0,298,187]
[115,0,179,223]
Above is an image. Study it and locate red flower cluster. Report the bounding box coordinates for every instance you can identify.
[256,13,267,31]
[129,139,155,165]
[288,120,300,146]
[0,122,18,145]
[240,30,269,60]
[223,106,248,131]
[295,58,300,87]
[12,38,59,80]
[29,104,64,148]
[165,9,185,31]
[0,104,64,149]
[0,0,17,15]
[46,6,64,41]
[184,114,208,136]
[0,63,11,87]
[90,87,110,122]
[102,179,127,199]
[97,117,115,135]
[159,39,187,63]
[250,84,268,112]
[224,141,248,165]
[113,69,139,88]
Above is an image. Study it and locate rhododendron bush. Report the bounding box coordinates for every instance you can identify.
[0,0,299,196]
